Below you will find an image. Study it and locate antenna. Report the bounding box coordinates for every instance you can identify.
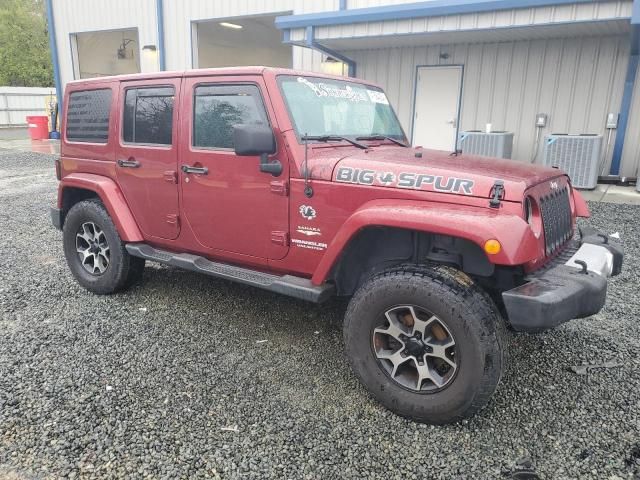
[303,133,313,198]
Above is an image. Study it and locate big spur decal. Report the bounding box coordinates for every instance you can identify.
[335,166,475,195]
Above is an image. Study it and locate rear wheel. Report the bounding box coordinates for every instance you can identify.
[62,199,145,294]
[343,265,505,424]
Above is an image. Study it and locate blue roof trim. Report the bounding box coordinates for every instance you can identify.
[275,0,609,29]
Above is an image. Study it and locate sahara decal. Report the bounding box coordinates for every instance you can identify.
[296,226,322,237]
[335,166,475,195]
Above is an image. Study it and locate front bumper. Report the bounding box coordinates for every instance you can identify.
[502,227,623,333]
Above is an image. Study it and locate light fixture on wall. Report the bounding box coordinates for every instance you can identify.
[142,45,157,52]
[219,22,243,29]
[439,52,450,60]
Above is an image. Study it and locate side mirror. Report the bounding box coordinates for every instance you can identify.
[233,124,282,177]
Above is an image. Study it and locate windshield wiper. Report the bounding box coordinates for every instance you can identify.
[356,135,409,147]
[301,135,367,149]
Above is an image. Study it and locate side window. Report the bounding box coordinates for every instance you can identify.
[193,84,268,149]
[66,89,112,143]
[122,86,174,145]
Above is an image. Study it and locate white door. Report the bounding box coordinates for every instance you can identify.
[412,66,463,151]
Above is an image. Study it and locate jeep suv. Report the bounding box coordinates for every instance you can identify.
[51,67,623,424]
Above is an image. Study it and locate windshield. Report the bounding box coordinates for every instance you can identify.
[278,75,406,142]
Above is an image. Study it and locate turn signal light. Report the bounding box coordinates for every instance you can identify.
[484,239,501,255]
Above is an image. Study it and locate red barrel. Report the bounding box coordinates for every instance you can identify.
[26,115,49,140]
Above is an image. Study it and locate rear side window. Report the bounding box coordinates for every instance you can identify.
[123,87,174,145]
[193,84,268,149]
[66,89,112,143]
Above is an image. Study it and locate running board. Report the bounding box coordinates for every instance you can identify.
[125,244,334,303]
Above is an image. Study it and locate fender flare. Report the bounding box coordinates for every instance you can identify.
[311,199,538,285]
[58,173,144,242]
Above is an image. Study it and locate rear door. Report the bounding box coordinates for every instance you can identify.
[116,78,181,240]
[179,76,289,260]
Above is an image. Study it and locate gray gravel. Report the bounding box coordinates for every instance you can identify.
[1,149,639,479]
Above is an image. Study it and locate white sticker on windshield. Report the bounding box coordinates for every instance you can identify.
[367,90,389,105]
[297,77,369,103]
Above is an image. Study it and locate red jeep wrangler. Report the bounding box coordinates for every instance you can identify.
[51,67,623,424]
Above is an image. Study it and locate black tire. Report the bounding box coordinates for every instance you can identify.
[62,199,145,294]
[343,264,505,424]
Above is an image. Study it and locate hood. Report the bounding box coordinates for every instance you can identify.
[308,145,566,202]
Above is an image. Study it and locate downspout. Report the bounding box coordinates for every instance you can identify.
[609,24,639,175]
[45,0,63,123]
[305,26,356,77]
[156,0,166,70]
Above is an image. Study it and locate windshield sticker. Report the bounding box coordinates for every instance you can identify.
[367,90,389,105]
[336,166,474,195]
[298,77,369,103]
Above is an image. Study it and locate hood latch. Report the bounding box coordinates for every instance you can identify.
[489,180,505,208]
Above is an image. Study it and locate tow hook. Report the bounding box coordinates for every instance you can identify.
[574,260,589,274]
[489,180,505,208]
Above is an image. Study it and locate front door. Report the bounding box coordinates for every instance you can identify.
[412,65,463,152]
[179,77,289,260]
[116,78,181,240]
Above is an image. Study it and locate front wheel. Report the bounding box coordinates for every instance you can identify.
[343,265,505,424]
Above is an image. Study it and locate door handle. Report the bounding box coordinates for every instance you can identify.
[181,165,208,175]
[117,159,140,168]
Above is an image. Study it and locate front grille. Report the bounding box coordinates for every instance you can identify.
[540,185,573,256]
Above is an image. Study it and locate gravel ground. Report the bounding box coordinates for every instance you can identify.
[0,149,639,480]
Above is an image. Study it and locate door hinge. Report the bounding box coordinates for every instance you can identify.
[270,180,289,196]
[166,214,179,226]
[164,170,178,184]
[271,231,289,246]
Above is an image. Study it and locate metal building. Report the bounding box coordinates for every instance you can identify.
[46,0,640,178]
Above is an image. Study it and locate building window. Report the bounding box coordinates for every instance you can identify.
[123,87,174,145]
[66,89,112,143]
[193,84,268,149]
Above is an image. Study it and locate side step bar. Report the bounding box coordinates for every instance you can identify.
[125,244,335,303]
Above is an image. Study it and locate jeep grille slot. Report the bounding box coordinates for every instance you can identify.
[540,186,573,256]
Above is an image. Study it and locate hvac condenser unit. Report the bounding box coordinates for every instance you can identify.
[458,131,514,159]
[543,134,602,190]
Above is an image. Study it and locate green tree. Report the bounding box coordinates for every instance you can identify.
[0,0,53,87]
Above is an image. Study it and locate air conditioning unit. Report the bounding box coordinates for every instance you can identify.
[543,134,602,190]
[458,131,514,159]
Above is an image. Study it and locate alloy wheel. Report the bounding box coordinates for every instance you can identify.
[372,305,457,392]
[75,221,110,275]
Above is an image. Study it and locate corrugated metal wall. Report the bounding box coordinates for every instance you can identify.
[319,1,632,40]
[346,35,632,174]
[0,87,54,126]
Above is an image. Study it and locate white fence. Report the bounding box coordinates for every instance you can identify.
[0,87,56,127]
